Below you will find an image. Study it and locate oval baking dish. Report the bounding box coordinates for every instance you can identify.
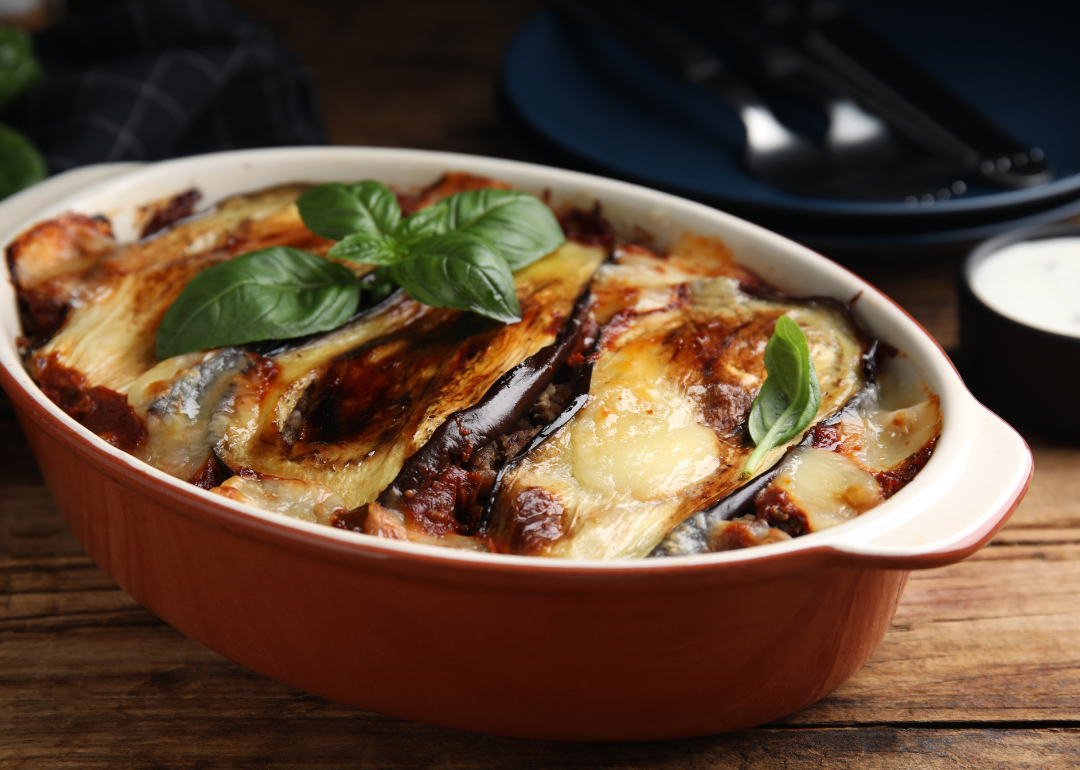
[0,148,1032,741]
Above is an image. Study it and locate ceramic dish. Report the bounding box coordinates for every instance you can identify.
[0,147,1032,741]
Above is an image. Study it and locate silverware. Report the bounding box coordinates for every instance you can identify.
[699,0,1052,189]
[557,0,971,200]
[662,0,891,163]
[805,7,1052,189]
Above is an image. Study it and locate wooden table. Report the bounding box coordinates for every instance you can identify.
[3,2,1078,766]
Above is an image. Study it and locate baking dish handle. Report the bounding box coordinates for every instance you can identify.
[826,404,1032,570]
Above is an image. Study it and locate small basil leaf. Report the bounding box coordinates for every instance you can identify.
[744,314,821,475]
[389,232,521,324]
[426,189,565,270]
[0,123,44,199]
[156,246,361,359]
[749,315,818,444]
[393,204,448,245]
[327,231,403,265]
[297,181,401,242]
[747,375,786,445]
[0,27,39,112]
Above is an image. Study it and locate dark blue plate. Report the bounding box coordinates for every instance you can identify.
[798,194,1080,259]
[500,0,1080,238]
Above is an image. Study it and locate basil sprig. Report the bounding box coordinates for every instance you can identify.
[298,181,566,271]
[743,314,821,476]
[155,181,566,359]
[0,26,39,111]
[296,181,565,323]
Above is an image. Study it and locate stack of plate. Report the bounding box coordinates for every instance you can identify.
[498,0,1080,258]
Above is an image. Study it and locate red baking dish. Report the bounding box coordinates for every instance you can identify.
[0,148,1031,740]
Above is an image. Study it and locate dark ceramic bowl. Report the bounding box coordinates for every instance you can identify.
[960,223,1080,440]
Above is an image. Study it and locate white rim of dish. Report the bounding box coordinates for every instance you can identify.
[0,147,1030,570]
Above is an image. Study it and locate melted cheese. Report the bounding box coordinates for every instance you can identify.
[571,379,719,501]
[212,476,346,525]
[772,448,882,531]
[848,398,941,472]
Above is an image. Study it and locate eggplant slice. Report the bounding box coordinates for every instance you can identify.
[338,286,598,539]
[210,239,606,510]
[654,382,942,556]
[21,186,329,457]
[23,186,324,395]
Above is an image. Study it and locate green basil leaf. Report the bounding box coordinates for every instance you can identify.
[743,314,821,475]
[746,376,787,444]
[327,231,403,265]
[156,247,361,359]
[414,189,565,270]
[389,232,521,324]
[297,181,401,242]
[0,27,39,112]
[0,123,44,199]
[393,204,449,245]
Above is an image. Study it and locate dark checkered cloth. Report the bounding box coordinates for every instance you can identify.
[5,0,325,174]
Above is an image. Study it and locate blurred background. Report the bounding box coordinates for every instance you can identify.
[2,0,1076,259]
[0,0,543,171]
[0,0,1075,425]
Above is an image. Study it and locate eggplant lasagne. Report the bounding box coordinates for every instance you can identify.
[9,174,941,559]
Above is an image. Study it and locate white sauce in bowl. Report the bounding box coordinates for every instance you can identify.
[970,237,1080,339]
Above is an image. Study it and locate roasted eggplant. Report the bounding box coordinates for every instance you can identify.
[208,238,605,510]
[480,249,871,559]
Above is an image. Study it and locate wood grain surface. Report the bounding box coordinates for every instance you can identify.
[3,1,1079,767]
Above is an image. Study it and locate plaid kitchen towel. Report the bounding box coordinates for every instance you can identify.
[5,0,325,173]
